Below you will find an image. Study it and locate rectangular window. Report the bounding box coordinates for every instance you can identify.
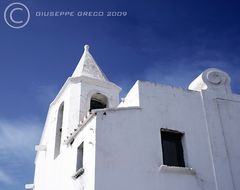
[76,142,84,171]
[161,129,185,167]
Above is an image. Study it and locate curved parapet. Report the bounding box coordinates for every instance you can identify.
[188,68,231,93]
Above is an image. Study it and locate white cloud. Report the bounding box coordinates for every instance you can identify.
[0,118,42,186]
[143,58,239,91]
[0,118,42,160]
[0,169,13,185]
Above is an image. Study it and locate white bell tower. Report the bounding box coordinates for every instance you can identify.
[53,45,121,136]
[71,44,121,128]
[32,45,121,190]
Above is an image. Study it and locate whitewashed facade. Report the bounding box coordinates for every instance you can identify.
[28,45,240,190]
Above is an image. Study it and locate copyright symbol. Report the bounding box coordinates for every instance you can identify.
[4,2,30,29]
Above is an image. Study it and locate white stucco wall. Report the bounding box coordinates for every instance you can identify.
[94,82,215,190]
[33,74,120,190]
[118,80,140,107]
[217,99,240,189]
[94,69,240,190]
[32,68,240,190]
[34,104,97,190]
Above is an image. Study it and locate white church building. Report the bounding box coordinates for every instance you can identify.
[27,45,240,190]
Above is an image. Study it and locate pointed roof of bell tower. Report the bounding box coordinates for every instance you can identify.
[71,45,109,81]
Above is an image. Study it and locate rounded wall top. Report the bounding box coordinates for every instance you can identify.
[188,68,231,93]
[203,68,230,86]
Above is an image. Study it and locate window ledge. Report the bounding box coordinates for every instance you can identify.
[159,165,196,175]
[72,168,84,179]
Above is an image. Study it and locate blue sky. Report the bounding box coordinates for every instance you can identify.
[0,0,240,189]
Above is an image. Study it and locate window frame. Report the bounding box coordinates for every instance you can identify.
[76,142,84,171]
[160,128,185,167]
[72,142,85,179]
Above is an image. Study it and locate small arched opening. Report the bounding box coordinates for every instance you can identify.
[90,93,108,111]
[54,102,64,159]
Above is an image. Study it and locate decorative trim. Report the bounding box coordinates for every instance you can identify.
[159,165,196,175]
[35,145,47,152]
[72,168,84,179]
[188,68,231,93]
[64,106,141,145]
[25,184,34,189]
